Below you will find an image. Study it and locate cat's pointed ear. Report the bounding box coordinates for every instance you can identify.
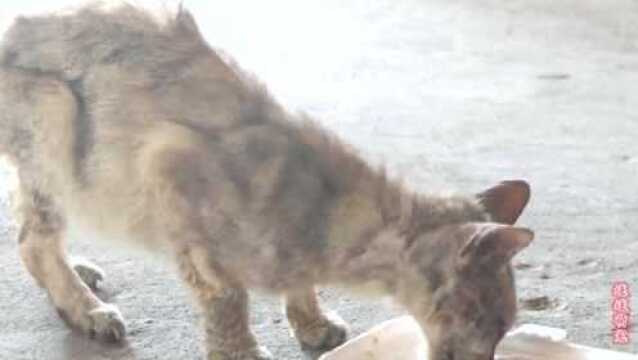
[478,180,530,224]
[459,224,534,267]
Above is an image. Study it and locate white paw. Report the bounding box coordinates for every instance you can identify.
[71,257,105,289]
[86,304,126,342]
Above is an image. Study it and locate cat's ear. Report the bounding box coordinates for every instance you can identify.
[459,224,534,267]
[478,180,530,224]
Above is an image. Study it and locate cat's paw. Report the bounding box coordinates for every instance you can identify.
[86,304,126,342]
[71,257,105,289]
[58,303,126,342]
[294,311,348,352]
[208,346,273,360]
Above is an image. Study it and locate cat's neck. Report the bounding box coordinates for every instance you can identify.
[324,176,487,292]
[291,119,487,289]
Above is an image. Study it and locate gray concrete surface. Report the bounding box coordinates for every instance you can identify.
[1,0,638,358]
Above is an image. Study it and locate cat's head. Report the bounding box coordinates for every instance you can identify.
[399,180,532,360]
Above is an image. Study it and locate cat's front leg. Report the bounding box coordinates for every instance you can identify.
[284,287,348,352]
[177,245,272,360]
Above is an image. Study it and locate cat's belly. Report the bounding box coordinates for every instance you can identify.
[62,185,170,254]
[62,183,326,291]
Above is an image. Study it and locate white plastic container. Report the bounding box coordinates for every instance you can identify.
[320,316,637,360]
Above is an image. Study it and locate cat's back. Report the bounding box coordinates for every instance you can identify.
[0,4,345,260]
[2,4,206,78]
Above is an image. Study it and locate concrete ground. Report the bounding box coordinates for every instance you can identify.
[1,0,638,358]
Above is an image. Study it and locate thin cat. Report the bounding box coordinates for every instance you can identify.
[0,4,534,360]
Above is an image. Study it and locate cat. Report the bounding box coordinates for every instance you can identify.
[0,4,534,360]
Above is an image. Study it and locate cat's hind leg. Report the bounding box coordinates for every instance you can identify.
[18,190,125,342]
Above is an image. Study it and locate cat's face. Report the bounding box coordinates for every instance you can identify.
[399,181,533,360]
[401,222,533,360]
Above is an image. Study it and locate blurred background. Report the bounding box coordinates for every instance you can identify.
[1,0,637,358]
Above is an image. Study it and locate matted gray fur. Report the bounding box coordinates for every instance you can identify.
[0,4,535,360]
